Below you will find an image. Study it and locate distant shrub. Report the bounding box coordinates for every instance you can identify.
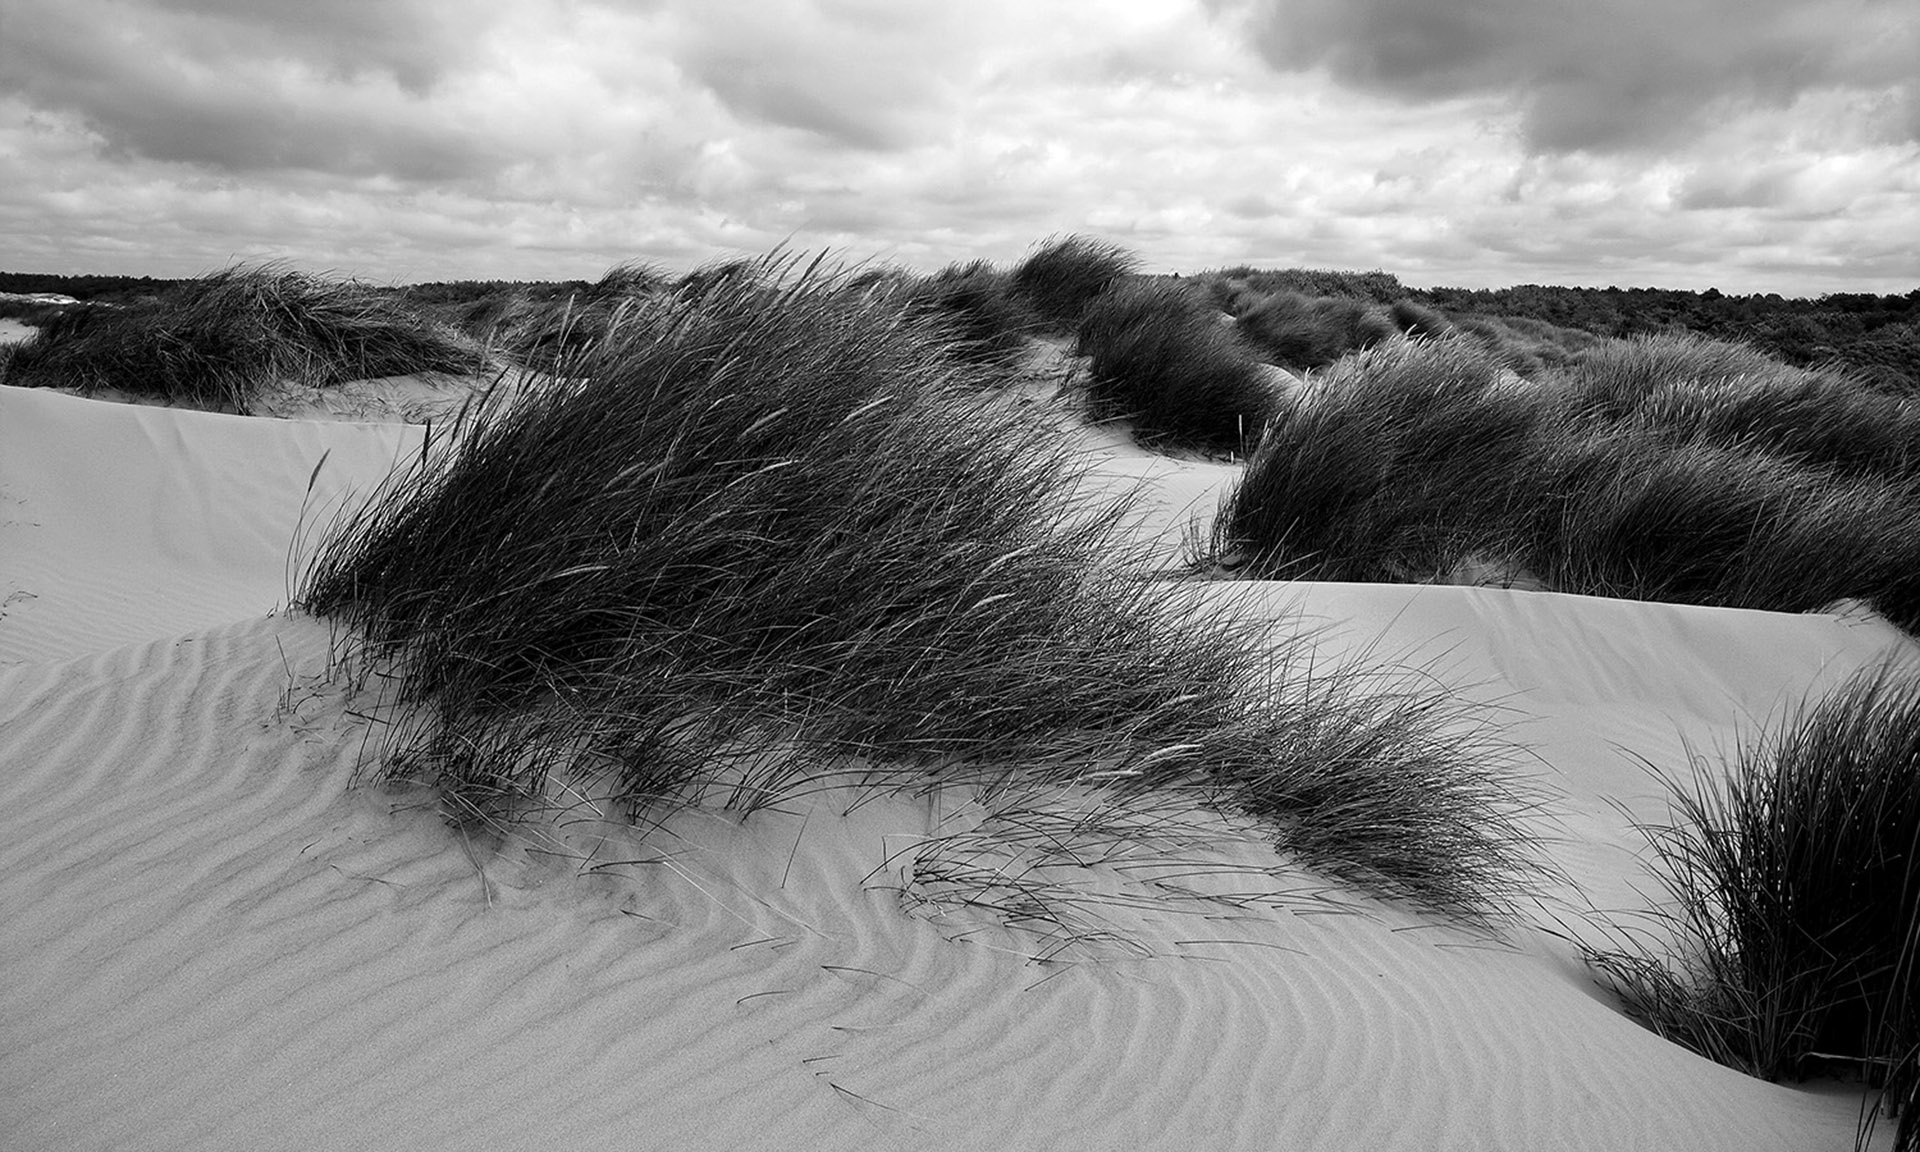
[301,257,1545,923]
[0,265,486,410]
[1010,235,1143,330]
[1586,663,1920,1150]
[1202,267,1408,304]
[1074,278,1281,454]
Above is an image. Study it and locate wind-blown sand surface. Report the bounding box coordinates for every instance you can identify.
[0,381,1907,1150]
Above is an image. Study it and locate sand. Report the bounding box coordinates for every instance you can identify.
[0,380,1906,1150]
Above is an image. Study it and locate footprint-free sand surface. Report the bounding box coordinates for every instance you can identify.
[1,381,1905,1150]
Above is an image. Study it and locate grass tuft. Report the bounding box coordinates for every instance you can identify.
[1073,277,1283,455]
[1,264,485,411]
[1208,332,1920,628]
[1584,662,1920,1148]
[1010,235,1143,331]
[1234,291,1397,370]
[1211,337,1547,582]
[300,254,1546,926]
[895,259,1039,367]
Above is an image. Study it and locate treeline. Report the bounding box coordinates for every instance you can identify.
[8,264,1917,387]
[1420,282,1920,386]
[0,272,189,300]
[1193,266,1920,389]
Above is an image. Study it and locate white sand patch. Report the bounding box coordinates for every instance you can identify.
[0,379,1906,1150]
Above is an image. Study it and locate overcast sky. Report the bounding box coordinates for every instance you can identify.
[2,0,1916,294]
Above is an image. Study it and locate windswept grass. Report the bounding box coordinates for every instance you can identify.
[1010,235,1143,331]
[300,255,1545,925]
[1234,291,1397,370]
[1074,277,1282,455]
[1209,333,1920,630]
[896,259,1038,367]
[1535,434,1920,620]
[1212,337,1548,582]
[1585,662,1920,1150]
[488,262,671,370]
[1557,333,1920,482]
[0,264,485,411]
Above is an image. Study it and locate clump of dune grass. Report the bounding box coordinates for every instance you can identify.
[1009,235,1143,331]
[1452,314,1599,377]
[1,264,485,411]
[1073,277,1282,455]
[1584,662,1920,1149]
[1557,333,1920,482]
[300,254,1546,925]
[1234,291,1397,370]
[489,261,670,370]
[1207,332,1920,628]
[1389,299,1453,339]
[1211,336,1549,582]
[897,259,1038,366]
[1535,433,1920,620]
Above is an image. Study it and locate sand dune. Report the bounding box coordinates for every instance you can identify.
[0,381,1905,1150]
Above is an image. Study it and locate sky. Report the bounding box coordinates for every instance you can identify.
[1,0,1916,295]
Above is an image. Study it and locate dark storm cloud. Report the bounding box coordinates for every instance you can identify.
[0,0,502,179]
[1217,0,1920,153]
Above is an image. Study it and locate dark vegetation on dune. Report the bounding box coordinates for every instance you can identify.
[0,265,486,411]
[1073,276,1281,455]
[1584,663,1920,1151]
[1209,332,1920,632]
[298,257,1545,925]
[893,259,1040,366]
[8,258,1914,387]
[1009,234,1144,331]
[1209,337,1548,583]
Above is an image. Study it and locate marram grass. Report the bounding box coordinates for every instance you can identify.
[1585,662,1920,1150]
[300,255,1546,925]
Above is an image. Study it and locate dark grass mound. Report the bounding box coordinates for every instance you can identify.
[1557,333,1920,482]
[1389,299,1453,339]
[1585,663,1920,1149]
[1453,314,1599,377]
[490,261,673,370]
[1234,291,1397,370]
[300,257,1544,923]
[1208,333,1920,631]
[1074,277,1282,455]
[0,265,485,411]
[1211,337,1548,581]
[1535,434,1920,622]
[897,259,1038,366]
[1009,235,1143,331]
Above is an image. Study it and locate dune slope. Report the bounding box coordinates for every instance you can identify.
[0,383,1905,1150]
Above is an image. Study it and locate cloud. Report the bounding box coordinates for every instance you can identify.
[1215,0,1920,155]
[0,0,1911,293]
[0,0,511,178]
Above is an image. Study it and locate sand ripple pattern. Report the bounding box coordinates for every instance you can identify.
[0,610,1880,1151]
